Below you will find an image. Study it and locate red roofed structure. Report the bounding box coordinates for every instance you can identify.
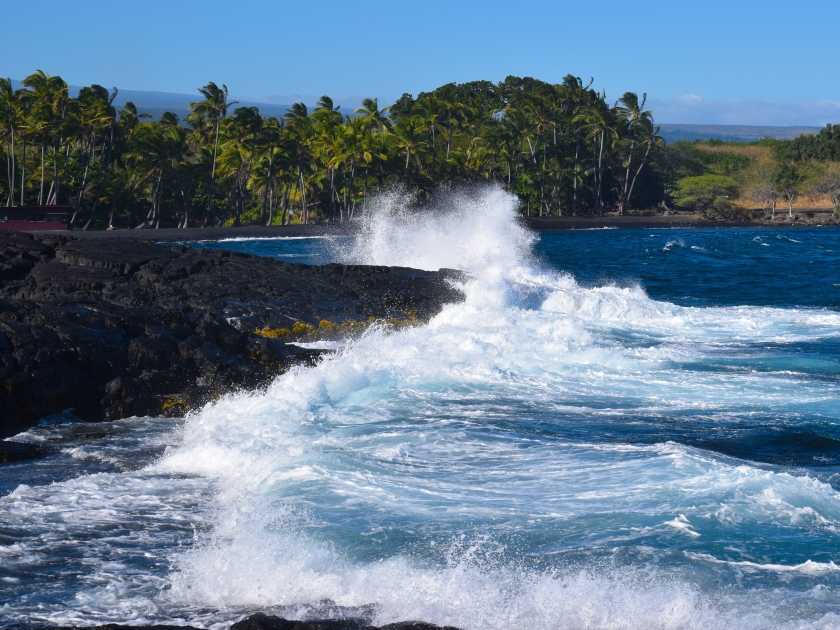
[0,206,70,231]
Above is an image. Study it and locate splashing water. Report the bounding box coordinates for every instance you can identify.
[2,186,840,629]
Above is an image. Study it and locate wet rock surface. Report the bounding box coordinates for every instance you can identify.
[0,231,464,440]
[232,612,461,630]
[42,613,460,630]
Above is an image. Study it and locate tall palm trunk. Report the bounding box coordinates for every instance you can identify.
[4,139,10,207]
[38,142,45,205]
[83,125,115,230]
[285,178,297,225]
[260,178,270,225]
[71,136,95,225]
[430,127,436,183]
[328,165,336,221]
[179,182,193,229]
[205,117,221,226]
[6,126,15,207]
[596,129,605,216]
[619,139,636,216]
[572,123,581,216]
[137,169,163,229]
[298,166,308,224]
[266,181,275,226]
[261,151,274,225]
[626,138,654,216]
[107,196,117,229]
[279,183,290,226]
[19,134,26,206]
[47,135,59,205]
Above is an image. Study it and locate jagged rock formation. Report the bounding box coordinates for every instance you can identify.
[42,612,460,630]
[0,231,464,439]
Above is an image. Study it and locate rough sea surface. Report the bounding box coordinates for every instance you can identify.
[2,188,840,629]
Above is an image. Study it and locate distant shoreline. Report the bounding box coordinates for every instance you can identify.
[521,210,839,231]
[29,210,839,240]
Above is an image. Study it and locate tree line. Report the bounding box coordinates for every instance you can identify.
[0,71,668,228]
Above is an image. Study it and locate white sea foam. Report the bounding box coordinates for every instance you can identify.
[687,552,840,575]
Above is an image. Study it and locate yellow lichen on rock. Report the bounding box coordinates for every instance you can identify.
[318,320,337,334]
[255,326,289,338]
[292,321,316,336]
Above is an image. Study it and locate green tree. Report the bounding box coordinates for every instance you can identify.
[573,96,618,215]
[189,82,238,225]
[674,175,738,213]
[0,78,21,206]
[773,161,804,218]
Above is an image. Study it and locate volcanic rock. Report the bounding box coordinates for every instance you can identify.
[0,231,464,439]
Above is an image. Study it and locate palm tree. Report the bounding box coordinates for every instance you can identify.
[68,85,116,225]
[355,98,391,133]
[615,92,654,215]
[573,96,618,215]
[562,75,593,215]
[624,120,662,216]
[392,116,428,180]
[312,103,344,221]
[219,106,263,226]
[189,82,238,225]
[81,87,119,230]
[415,94,444,183]
[252,116,283,225]
[284,102,315,223]
[21,70,64,204]
[0,78,21,206]
[129,123,190,228]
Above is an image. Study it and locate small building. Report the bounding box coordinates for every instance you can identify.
[0,206,70,231]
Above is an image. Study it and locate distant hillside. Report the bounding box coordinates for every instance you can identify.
[10,80,295,123]
[659,124,821,143]
[106,88,294,122]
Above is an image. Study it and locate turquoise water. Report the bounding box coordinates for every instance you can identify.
[2,188,840,629]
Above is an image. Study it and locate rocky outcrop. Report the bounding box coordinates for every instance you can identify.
[0,232,464,438]
[43,613,460,630]
[231,612,461,630]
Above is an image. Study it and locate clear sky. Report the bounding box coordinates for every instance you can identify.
[5,0,839,125]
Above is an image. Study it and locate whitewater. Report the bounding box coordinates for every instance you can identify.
[2,187,840,629]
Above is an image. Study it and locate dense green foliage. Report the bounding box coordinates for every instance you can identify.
[0,71,667,228]
[783,124,840,162]
[673,175,738,213]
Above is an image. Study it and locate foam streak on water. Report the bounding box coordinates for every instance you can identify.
[2,187,840,629]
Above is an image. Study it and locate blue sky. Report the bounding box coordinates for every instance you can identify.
[5,0,839,125]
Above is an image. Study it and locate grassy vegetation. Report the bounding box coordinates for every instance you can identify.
[650,133,840,217]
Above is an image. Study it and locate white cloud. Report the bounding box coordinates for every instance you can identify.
[650,96,840,126]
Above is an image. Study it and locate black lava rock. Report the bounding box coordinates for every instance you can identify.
[39,615,460,630]
[0,231,465,439]
[232,613,461,630]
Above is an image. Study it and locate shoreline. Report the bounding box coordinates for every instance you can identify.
[522,210,840,230]
[27,210,840,241]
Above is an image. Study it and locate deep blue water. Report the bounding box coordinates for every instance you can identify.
[534,228,840,309]
[3,201,840,629]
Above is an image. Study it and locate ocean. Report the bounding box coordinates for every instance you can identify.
[2,188,839,629]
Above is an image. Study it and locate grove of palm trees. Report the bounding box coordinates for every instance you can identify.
[2,71,667,228]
